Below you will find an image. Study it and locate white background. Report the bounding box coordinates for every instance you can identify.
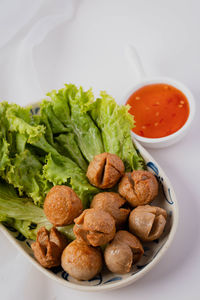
[0,0,200,299]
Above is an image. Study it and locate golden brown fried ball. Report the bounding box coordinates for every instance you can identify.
[73,208,116,247]
[104,230,144,274]
[129,205,167,241]
[86,153,125,189]
[90,192,130,227]
[31,227,67,268]
[118,170,158,207]
[44,185,83,226]
[61,239,102,281]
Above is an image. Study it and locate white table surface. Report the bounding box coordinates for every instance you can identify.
[0,0,200,299]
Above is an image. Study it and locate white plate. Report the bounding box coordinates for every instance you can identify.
[0,105,178,291]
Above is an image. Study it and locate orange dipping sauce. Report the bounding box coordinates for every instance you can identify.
[126,84,190,138]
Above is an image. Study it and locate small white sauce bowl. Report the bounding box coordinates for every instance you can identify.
[123,77,195,149]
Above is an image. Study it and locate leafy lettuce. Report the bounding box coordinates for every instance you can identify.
[55,133,88,171]
[47,84,104,162]
[87,92,144,170]
[0,102,11,177]
[40,97,88,171]
[1,100,99,208]
[6,149,50,206]
[43,154,98,208]
[0,180,75,240]
[0,83,145,240]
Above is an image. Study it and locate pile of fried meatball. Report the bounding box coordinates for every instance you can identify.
[31,152,167,281]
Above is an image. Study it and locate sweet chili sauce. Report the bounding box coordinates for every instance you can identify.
[126,83,190,138]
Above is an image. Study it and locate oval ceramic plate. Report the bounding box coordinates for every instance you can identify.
[0,105,178,292]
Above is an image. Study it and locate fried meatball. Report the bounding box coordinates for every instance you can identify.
[31,227,67,268]
[61,239,102,280]
[104,230,144,274]
[90,192,130,227]
[105,242,133,274]
[118,170,158,207]
[129,205,167,241]
[86,152,125,189]
[73,208,116,246]
[44,185,83,226]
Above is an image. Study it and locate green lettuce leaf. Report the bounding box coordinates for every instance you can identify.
[15,133,27,153]
[6,149,50,206]
[55,133,88,171]
[0,102,9,138]
[0,102,10,174]
[5,101,98,206]
[43,154,98,208]
[6,104,45,144]
[40,100,69,134]
[88,92,144,170]
[0,180,75,240]
[0,136,10,173]
[39,99,88,171]
[47,89,71,128]
[30,133,96,208]
[38,111,55,147]
[40,94,89,170]
[48,84,104,162]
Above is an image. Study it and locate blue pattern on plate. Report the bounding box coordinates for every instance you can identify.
[166,188,174,205]
[51,266,63,274]
[88,274,102,285]
[136,263,149,270]
[26,241,31,248]
[31,106,40,115]
[61,271,69,281]
[147,162,159,175]
[4,224,17,232]
[103,277,122,284]
[16,233,26,241]
[147,161,174,205]
[160,185,174,205]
